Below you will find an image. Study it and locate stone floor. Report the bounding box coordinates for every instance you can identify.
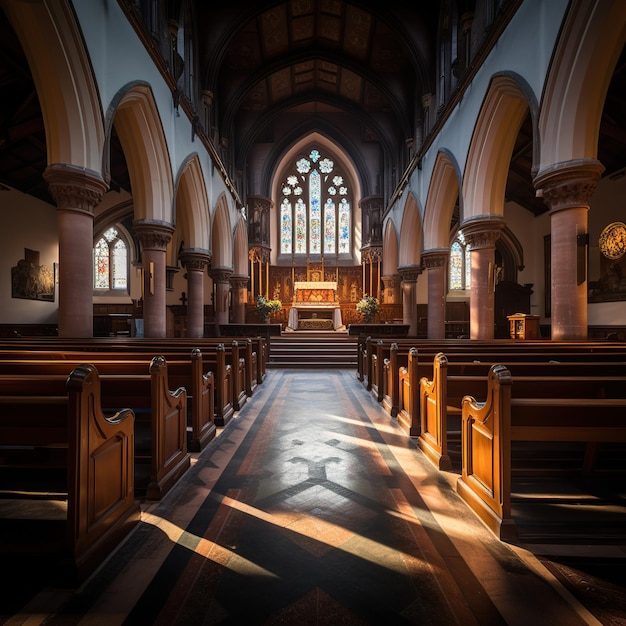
[1,369,625,625]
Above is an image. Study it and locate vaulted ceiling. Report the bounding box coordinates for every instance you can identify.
[0,2,624,219]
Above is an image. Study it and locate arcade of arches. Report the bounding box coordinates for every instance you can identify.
[0,1,625,341]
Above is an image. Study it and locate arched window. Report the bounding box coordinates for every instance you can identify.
[449,231,471,290]
[279,148,351,257]
[94,227,129,293]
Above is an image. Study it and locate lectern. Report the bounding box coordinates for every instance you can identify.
[507,314,540,339]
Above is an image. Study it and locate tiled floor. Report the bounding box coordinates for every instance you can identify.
[2,369,625,625]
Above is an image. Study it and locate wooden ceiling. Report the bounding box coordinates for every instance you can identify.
[0,3,624,219]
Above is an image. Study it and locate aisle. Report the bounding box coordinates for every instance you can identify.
[3,370,610,625]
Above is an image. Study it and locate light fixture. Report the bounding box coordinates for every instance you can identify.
[599,221,626,260]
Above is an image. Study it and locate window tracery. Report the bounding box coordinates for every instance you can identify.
[94,227,129,293]
[279,148,351,257]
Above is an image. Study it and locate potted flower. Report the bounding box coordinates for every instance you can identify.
[356,294,380,323]
[256,295,282,323]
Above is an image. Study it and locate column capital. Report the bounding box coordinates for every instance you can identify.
[461,215,505,249]
[209,266,233,283]
[229,274,249,289]
[362,246,383,263]
[249,246,270,263]
[421,248,450,269]
[398,264,423,282]
[381,274,401,289]
[533,158,605,213]
[180,249,211,272]
[133,220,175,251]
[43,163,108,215]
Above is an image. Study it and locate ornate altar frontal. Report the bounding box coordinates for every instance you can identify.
[293,281,338,303]
[289,281,343,330]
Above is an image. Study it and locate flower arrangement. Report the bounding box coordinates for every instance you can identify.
[356,294,380,323]
[256,295,282,322]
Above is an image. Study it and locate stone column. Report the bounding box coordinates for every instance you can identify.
[534,159,604,340]
[398,265,423,336]
[180,250,211,338]
[229,275,249,324]
[463,216,505,340]
[210,267,233,331]
[134,220,174,338]
[43,164,108,338]
[381,274,401,304]
[422,249,449,339]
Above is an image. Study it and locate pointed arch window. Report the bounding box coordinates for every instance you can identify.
[279,149,351,257]
[94,227,129,293]
[449,231,471,290]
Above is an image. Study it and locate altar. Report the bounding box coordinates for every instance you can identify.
[288,281,343,330]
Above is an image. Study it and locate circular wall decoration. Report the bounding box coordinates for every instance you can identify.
[599,221,626,260]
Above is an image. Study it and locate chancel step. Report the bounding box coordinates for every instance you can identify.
[267,332,358,369]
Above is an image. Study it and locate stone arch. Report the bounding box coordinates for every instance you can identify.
[233,217,249,277]
[382,219,399,275]
[106,83,174,223]
[212,193,233,269]
[398,191,423,268]
[423,149,462,250]
[463,74,533,220]
[269,132,363,263]
[538,0,626,170]
[2,0,104,173]
[174,154,211,255]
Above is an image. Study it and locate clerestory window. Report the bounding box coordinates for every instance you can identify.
[94,227,129,293]
[279,148,351,257]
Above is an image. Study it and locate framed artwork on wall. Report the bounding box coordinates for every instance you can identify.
[11,248,56,302]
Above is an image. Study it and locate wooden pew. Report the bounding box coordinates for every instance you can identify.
[417,352,626,471]
[456,364,626,540]
[0,346,233,438]
[0,364,139,583]
[358,336,626,384]
[0,335,267,389]
[396,352,626,438]
[0,357,189,501]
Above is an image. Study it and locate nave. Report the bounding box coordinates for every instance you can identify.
[2,368,625,625]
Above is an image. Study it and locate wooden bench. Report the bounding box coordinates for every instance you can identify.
[396,350,626,438]
[0,335,266,392]
[0,357,189,501]
[0,364,139,583]
[456,364,626,540]
[0,345,234,437]
[358,336,626,384]
[417,352,626,471]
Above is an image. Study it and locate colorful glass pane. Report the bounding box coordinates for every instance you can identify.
[309,170,321,253]
[295,198,307,253]
[112,239,127,289]
[465,244,471,289]
[309,149,320,162]
[94,238,109,289]
[338,198,350,253]
[324,198,336,253]
[319,158,333,173]
[280,198,292,254]
[449,241,462,289]
[296,158,310,173]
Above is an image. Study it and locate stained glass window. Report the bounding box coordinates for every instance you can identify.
[94,227,129,292]
[449,232,471,290]
[278,148,351,257]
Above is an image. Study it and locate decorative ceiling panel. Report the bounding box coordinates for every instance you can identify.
[269,68,293,101]
[343,6,371,60]
[260,5,289,57]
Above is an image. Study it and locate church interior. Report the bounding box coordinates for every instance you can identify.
[0,0,625,623]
